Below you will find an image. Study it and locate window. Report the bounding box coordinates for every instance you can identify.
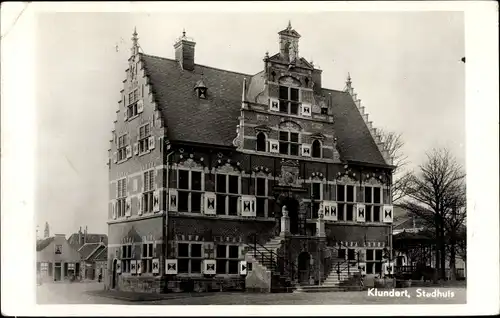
[127,89,139,118]
[364,186,382,222]
[278,85,300,115]
[255,177,268,217]
[347,249,356,261]
[337,184,355,221]
[216,245,240,274]
[140,170,155,213]
[311,140,322,158]
[279,131,300,156]
[178,170,203,213]
[177,242,203,274]
[321,107,328,115]
[121,244,132,273]
[366,249,383,275]
[256,132,267,152]
[117,178,127,218]
[310,181,322,218]
[55,245,62,255]
[141,243,154,273]
[117,134,128,161]
[138,124,151,154]
[216,174,240,216]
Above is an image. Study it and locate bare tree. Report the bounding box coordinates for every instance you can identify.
[400,148,465,281]
[443,184,466,280]
[378,129,411,204]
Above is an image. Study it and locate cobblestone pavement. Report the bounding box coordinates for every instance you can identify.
[37,282,466,305]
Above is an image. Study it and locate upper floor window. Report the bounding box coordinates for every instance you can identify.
[364,186,382,222]
[311,140,322,158]
[216,174,240,216]
[138,124,151,154]
[117,134,128,161]
[279,131,300,156]
[142,170,155,213]
[178,169,203,213]
[256,132,267,152]
[255,177,268,218]
[117,178,127,218]
[337,184,355,221]
[279,85,299,115]
[310,181,322,218]
[128,89,139,118]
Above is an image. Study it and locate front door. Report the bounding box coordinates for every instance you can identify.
[298,252,311,285]
[54,263,61,281]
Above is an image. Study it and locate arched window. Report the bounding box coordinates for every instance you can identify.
[256,132,267,152]
[312,140,322,158]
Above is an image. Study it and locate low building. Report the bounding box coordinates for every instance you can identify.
[68,226,108,251]
[78,242,108,280]
[36,234,81,282]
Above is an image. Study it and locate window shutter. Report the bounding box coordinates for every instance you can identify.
[137,260,142,274]
[137,100,144,113]
[112,200,117,219]
[153,189,160,212]
[204,192,216,215]
[383,205,393,223]
[113,152,118,163]
[152,258,160,274]
[300,103,312,117]
[268,140,279,153]
[356,203,366,222]
[168,189,178,212]
[138,194,143,215]
[148,136,156,150]
[116,260,122,273]
[203,242,215,259]
[301,144,311,157]
[126,145,132,159]
[133,143,139,156]
[125,197,132,217]
[269,98,279,112]
[124,110,128,122]
[239,245,246,259]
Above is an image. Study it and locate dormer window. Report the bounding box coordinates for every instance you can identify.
[279,85,300,115]
[195,79,207,99]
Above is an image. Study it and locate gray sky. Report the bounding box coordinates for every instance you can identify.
[35,12,465,237]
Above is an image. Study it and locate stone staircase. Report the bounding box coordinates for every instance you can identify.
[294,261,363,293]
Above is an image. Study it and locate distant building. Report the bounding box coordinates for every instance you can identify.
[36,234,81,282]
[68,226,108,251]
[78,242,108,280]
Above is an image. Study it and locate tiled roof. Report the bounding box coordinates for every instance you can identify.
[90,246,107,262]
[68,233,108,250]
[78,243,103,260]
[36,237,54,252]
[141,54,387,165]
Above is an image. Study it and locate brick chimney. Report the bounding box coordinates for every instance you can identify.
[174,30,196,71]
[84,226,88,244]
[79,227,83,245]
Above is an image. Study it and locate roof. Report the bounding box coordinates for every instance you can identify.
[141,54,387,165]
[36,237,54,252]
[68,233,108,250]
[89,246,107,262]
[78,242,105,260]
[141,54,248,147]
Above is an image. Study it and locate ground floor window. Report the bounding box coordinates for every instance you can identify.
[366,249,384,275]
[216,244,240,274]
[177,242,203,274]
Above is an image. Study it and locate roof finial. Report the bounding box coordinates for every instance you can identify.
[182,28,186,37]
[131,27,139,56]
[287,20,292,30]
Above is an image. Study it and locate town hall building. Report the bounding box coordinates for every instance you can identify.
[107,22,395,293]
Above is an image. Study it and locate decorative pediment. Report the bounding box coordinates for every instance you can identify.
[310,132,326,140]
[254,125,272,133]
[215,159,242,173]
[177,154,205,170]
[364,173,384,186]
[336,173,357,184]
[253,166,272,175]
[278,75,301,87]
[279,120,302,131]
[310,172,325,180]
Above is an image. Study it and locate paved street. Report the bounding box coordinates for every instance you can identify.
[37,282,466,305]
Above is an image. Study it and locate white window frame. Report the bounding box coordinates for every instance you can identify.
[311,139,323,158]
[215,244,241,275]
[117,134,128,162]
[215,173,241,216]
[141,242,154,274]
[337,184,356,221]
[177,242,204,274]
[142,170,155,214]
[279,130,301,156]
[364,186,383,222]
[138,123,151,154]
[117,178,127,218]
[177,169,205,213]
[255,176,269,217]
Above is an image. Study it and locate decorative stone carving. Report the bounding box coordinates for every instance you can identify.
[278,159,301,187]
[279,120,302,131]
[337,174,357,184]
[177,157,204,170]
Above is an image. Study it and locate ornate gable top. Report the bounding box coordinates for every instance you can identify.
[278,20,301,38]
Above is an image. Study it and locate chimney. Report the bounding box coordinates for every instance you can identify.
[79,227,83,245]
[84,226,88,244]
[174,30,196,71]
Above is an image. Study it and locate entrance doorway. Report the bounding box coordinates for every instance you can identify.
[298,252,311,285]
[54,262,62,281]
[283,198,300,235]
[112,259,117,289]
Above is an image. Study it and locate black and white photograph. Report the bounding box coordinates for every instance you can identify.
[1,1,498,316]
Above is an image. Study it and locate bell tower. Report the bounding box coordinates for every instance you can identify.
[279,21,301,63]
